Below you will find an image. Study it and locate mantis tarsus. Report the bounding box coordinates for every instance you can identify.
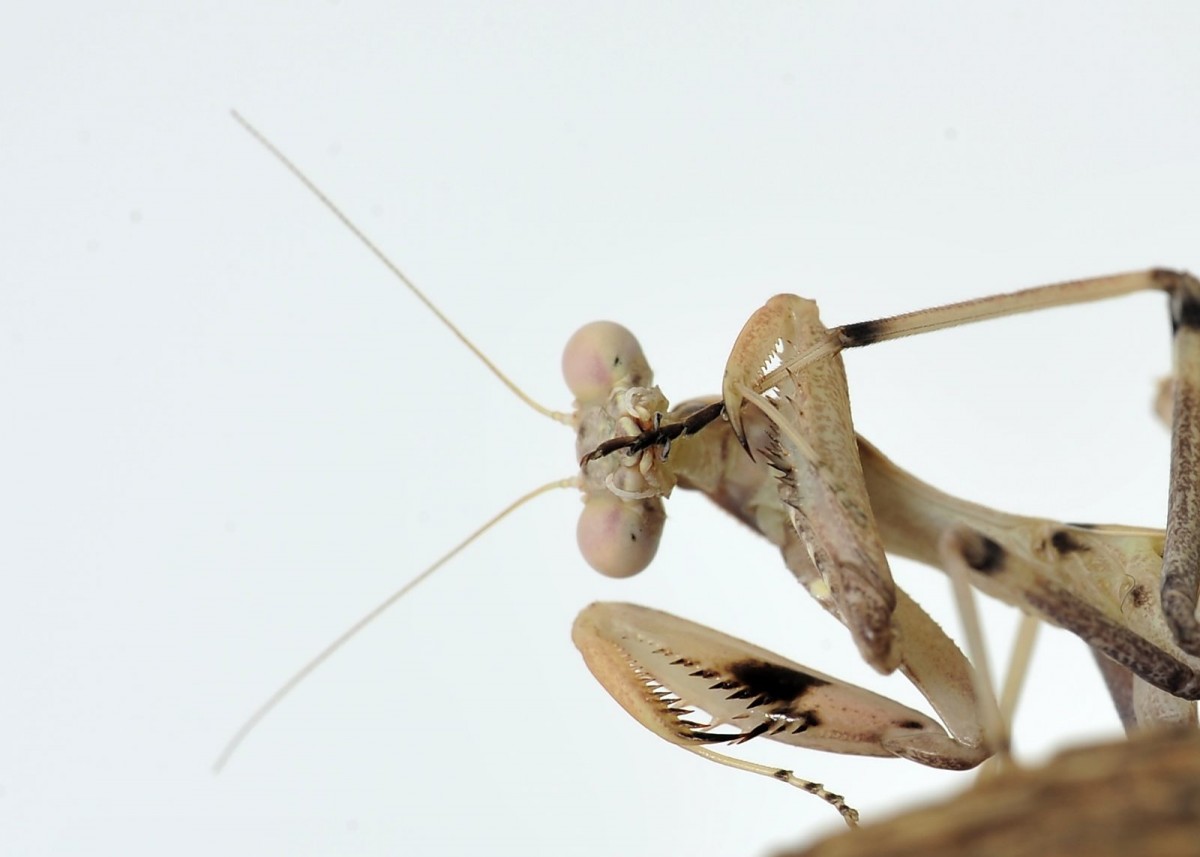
[219,112,1200,833]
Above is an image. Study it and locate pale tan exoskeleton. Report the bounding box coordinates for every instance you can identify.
[218,113,1200,829]
[569,272,1200,825]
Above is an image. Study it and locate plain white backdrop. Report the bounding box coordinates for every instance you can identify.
[5,3,1200,855]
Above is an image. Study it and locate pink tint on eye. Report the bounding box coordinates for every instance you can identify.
[562,321,650,403]
[576,494,665,578]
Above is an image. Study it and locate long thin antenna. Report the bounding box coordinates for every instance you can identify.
[230,110,569,424]
[214,476,575,772]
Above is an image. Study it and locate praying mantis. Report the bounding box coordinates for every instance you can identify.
[219,113,1200,839]
[569,270,1200,823]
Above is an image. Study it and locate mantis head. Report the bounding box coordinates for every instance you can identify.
[564,321,673,579]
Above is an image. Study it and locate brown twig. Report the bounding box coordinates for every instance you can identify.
[780,729,1200,857]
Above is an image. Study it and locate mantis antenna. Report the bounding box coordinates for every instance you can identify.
[213,476,572,772]
[215,111,580,770]
[229,109,571,425]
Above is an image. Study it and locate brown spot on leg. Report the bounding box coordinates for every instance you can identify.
[955,530,1005,574]
[728,660,831,704]
[1051,529,1090,555]
[837,318,887,348]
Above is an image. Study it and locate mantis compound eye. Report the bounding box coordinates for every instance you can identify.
[562,321,653,403]
[576,494,665,578]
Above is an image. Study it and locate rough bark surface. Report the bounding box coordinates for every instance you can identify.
[779,729,1200,857]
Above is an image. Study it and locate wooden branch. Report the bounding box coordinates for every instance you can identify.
[780,729,1200,857]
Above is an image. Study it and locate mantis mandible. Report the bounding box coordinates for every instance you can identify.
[217,112,1200,831]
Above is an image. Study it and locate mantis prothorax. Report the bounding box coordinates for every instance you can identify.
[218,112,1200,827]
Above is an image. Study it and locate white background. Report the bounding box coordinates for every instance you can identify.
[5,3,1200,855]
